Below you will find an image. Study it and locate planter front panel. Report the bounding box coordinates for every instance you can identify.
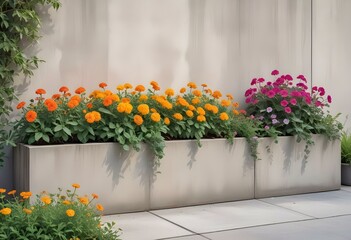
[341,163,351,186]
[255,135,341,198]
[150,138,254,209]
[14,143,150,214]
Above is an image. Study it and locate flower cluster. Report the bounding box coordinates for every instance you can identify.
[0,184,121,239]
[245,70,342,151]
[15,81,255,161]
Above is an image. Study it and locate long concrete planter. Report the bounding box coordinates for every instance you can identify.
[150,138,255,209]
[255,135,341,198]
[14,143,151,214]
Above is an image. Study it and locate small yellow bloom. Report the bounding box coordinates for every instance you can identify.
[139,94,148,101]
[219,112,229,121]
[62,200,71,205]
[186,110,194,118]
[124,83,133,89]
[79,197,89,205]
[221,99,231,107]
[180,87,186,93]
[212,90,222,99]
[117,84,125,91]
[197,115,206,122]
[187,82,197,89]
[20,191,32,199]
[233,109,240,115]
[137,104,150,115]
[7,190,16,195]
[192,89,202,97]
[0,188,6,194]
[23,208,32,214]
[188,105,196,111]
[165,88,175,96]
[0,208,11,215]
[66,209,75,217]
[41,196,52,205]
[164,117,170,125]
[196,107,206,116]
[96,204,104,212]
[173,113,183,121]
[191,98,200,105]
[134,115,144,126]
[72,183,80,189]
[150,112,161,122]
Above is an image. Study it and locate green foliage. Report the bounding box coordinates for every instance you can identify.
[341,132,351,164]
[0,0,61,166]
[0,185,121,239]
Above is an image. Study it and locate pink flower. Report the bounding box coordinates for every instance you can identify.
[261,87,268,94]
[251,78,257,85]
[290,98,297,105]
[280,100,289,107]
[271,70,279,75]
[267,90,276,98]
[285,74,293,81]
[312,86,318,93]
[327,95,332,103]
[284,107,292,114]
[296,83,308,90]
[279,90,289,97]
[274,78,284,86]
[315,100,322,107]
[304,96,312,104]
[291,91,302,97]
[245,97,252,103]
[257,78,265,83]
[318,87,325,96]
[297,75,307,82]
[245,89,253,97]
[267,81,272,86]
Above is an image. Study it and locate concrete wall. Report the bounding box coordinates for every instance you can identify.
[1,0,349,188]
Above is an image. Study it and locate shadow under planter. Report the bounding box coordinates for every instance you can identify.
[255,135,341,198]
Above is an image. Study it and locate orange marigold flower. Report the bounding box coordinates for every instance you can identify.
[226,94,233,100]
[20,192,32,199]
[23,208,32,214]
[0,208,11,215]
[219,112,229,121]
[212,90,222,99]
[92,193,99,199]
[111,94,120,102]
[150,112,161,122]
[117,84,125,91]
[165,88,175,96]
[35,88,46,95]
[150,80,160,90]
[134,115,144,126]
[16,101,25,109]
[204,103,212,111]
[161,100,173,109]
[201,83,208,88]
[59,86,69,93]
[150,108,157,113]
[188,105,195,111]
[180,87,186,94]
[233,109,239,115]
[25,110,37,123]
[124,83,133,89]
[85,112,95,123]
[66,209,75,217]
[62,200,71,205]
[122,98,130,103]
[99,82,107,88]
[221,99,231,107]
[192,90,202,97]
[233,102,239,108]
[197,115,206,122]
[41,196,52,205]
[186,110,194,118]
[135,85,146,92]
[187,82,197,89]
[139,94,148,101]
[52,94,61,100]
[75,87,86,94]
[79,197,89,205]
[125,103,133,114]
[177,97,189,107]
[212,106,219,114]
[44,99,58,112]
[71,95,81,102]
[205,89,213,95]
[64,92,72,97]
[72,183,80,189]
[239,109,247,115]
[197,107,206,116]
[7,190,16,195]
[105,90,113,96]
[117,102,126,113]
[92,111,101,122]
[191,98,200,105]
[103,96,113,107]
[87,103,93,109]
[164,117,170,125]
[67,99,79,109]
[96,204,104,212]
[137,104,150,115]
[173,113,183,121]
[0,189,6,194]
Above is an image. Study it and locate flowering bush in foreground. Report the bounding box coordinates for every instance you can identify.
[245,70,342,155]
[15,82,258,161]
[0,184,121,239]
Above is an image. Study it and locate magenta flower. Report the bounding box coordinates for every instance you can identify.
[290,98,297,105]
[318,87,325,96]
[251,78,257,85]
[245,97,252,103]
[297,75,307,82]
[304,96,312,104]
[279,90,289,97]
[315,101,322,107]
[312,86,318,93]
[245,89,253,97]
[285,74,293,81]
[257,78,265,83]
[261,87,268,94]
[271,70,279,75]
[280,100,289,107]
[267,90,276,98]
[327,95,332,103]
[291,91,302,97]
[267,81,272,86]
[284,107,292,114]
[296,83,308,90]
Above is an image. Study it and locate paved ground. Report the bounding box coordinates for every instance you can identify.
[102,186,351,240]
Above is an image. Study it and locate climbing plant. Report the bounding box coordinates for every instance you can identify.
[0,0,61,166]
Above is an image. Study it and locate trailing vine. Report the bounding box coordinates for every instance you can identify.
[0,0,61,166]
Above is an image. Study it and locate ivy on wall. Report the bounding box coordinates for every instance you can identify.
[0,0,61,166]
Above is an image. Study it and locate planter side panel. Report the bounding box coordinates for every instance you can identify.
[150,139,254,209]
[341,164,351,186]
[255,135,341,198]
[14,143,150,214]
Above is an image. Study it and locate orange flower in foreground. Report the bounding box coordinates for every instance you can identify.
[7,190,16,195]
[197,115,206,122]
[150,112,161,122]
[219,112,229,121]
[35,88,46,95]
[70,95,81,102]
[191,98,200,105]
[79,197,89,205]
[137,104,150,115]
[135,85,146,92]
[67,99,79,109]
[0,189,6,194]
[75,87,86,94]
[59,86,69,93]
[173,113,183,121]
[96,204,104,212]
[211,106,219,114]
[52,94,61,100]
[44,99,58,112]
[103,96,113,107]
[25,110,37,123]
[92,193,99,199]
[16,101,25,109]
[212,90,222,99]
[20,191,32,199]
[186,110,194,118]
[0,208,11,215]
[66,209,75,217]
[41,196,52,205]
[85,112,95,123]
[187,82,197,89]
[92,111,101,122]
[72,183,80,189]
[164,117,170,125]
[133,115,144,126]
[196,107,206,116]
[99,82,107,88]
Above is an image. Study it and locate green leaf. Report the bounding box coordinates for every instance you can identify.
[123,145,130,151]
[63,127,72,136]
[42,134,50,143]
[34,132,43,141]
[54,125,63,132]
[99,107,114,116]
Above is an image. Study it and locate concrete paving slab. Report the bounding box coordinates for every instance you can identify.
[151,199,311,233]
[204,215,351,240]
[261,190,351,218]
[102,212,192,240]
[341,185,351,192]
[161,235,208,240]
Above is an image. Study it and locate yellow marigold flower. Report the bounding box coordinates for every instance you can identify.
[96,204,104,212]
[92,193,99,199]
[139,94,148,101]
[23,208,32,214]
[7,190,16,195]
[233,109,239,115]
[204,103,213,111]
[134,115,144,126]
[197,107,206,116]
[205,89,213,95]
[164,117,170,125]
[150,112,161,122]
[0,208,11,215]
[226,94,233,100]
[201,83,208,88]
[72,183,80,189]
[85,112,95,123]
[66,209,75,217]
[124,83,133,89]
[96,92,105,99]
[137,104,150,115]
[41,196,52,205]
[135,84,146,92]
[219,112,229,121]
[191,98,200,105]
[233,102,239,108]
[212,90,222,99]
[111,94,120,102]
[0,188,5,194]
[177,97,189,107]
[197,115,206,122]
[180,87,186,93]
[67,99,80,109]
[117,84,125,91]
[188,105,196,111]
[150,108,157,113]
[20,192,32,199]
[173,113,183,121]
[79,197,89,205]
[187,82,197,89]
[117,102,127,113]
[221,99,231,107]
[186,110,194,118]
[125,103,133,114]
[192,89,202,97]
[165,88,175,96]
[92,111,101,122]
[212,106,219,114]
[62,200,71,205]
